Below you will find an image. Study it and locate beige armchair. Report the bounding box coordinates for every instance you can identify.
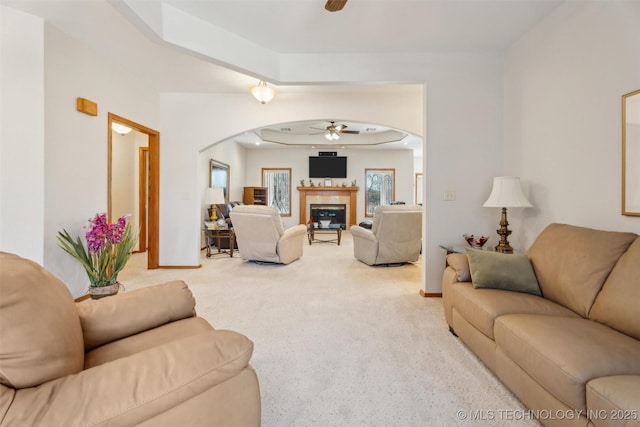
[0,252,260,427]
[350,205,422,265]
[230,205,307,264]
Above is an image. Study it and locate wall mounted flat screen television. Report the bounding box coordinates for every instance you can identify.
[309,156,347,178]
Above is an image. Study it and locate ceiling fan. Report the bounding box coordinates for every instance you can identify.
[312,121,359,141]
[325,0,347,12]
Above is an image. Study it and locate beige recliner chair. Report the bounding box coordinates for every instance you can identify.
[0,252,260,427]
[350,205,422,265]
[230,205,307,264]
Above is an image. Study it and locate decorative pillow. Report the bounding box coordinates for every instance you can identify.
[466,248,541,296]
[0,252,84,389]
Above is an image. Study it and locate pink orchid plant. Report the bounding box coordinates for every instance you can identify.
[57,213,138,287]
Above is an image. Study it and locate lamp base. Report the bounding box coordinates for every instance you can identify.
[494,207,514,254]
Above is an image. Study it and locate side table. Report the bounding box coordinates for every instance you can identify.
[204,222,235,258]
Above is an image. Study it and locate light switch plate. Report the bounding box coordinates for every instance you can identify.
[444,190,456,201]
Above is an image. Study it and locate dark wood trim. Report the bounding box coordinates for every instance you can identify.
[419,290,442,298]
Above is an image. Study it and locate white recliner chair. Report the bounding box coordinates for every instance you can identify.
[230,205,307,264]
[350,205,422,266]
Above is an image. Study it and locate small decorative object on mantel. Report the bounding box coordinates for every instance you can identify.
[351,180,357,187]
[300,179,306,187]
[310,180,315,187]
[57,213,138,299]
[342,182,347,187]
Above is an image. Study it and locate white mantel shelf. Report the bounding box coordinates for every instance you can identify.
[297,186,359,227]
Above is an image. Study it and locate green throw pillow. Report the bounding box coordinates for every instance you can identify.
[466,248,541,296]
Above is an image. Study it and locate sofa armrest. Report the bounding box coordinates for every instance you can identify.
[76,281,196,351]
[446,253,471,282]
[3,330,254,426]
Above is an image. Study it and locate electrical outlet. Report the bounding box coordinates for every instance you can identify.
[444,190,456,201]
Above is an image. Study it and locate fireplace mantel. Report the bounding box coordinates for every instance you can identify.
[297,186,359,227]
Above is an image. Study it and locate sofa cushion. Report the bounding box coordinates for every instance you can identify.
[452,282,579,339]
[586,376,640,427]
[0,252,84,388]
[526,223,637,317]
[77,280,197,351]
[589,237,640,340]
[466,249,541,296]
[85,317,214,369]
[495,314,640,411]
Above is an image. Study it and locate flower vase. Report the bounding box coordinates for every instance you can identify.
[88,283,121,299]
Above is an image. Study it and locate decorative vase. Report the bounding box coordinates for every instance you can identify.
[88,283,121,299]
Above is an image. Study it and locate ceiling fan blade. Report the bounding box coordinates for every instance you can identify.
[341,130,360,134]
[325,0,347,12]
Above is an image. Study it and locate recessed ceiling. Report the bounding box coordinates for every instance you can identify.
[232,120,423,154]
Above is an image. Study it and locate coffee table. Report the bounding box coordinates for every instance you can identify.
[307,223,342,245]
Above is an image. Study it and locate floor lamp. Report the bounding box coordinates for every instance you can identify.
[483,177,533,254]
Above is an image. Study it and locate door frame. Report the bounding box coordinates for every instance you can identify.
[108,113,160,269]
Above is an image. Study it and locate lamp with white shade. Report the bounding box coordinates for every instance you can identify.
[204,187,226,223]
[483,176,533,253]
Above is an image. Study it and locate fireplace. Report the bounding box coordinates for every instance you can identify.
[310,204,346,229]
[297,186,359,228]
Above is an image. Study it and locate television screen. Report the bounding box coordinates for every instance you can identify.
[309,156,347,178]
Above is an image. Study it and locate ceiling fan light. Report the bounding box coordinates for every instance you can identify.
[250,80,277,104]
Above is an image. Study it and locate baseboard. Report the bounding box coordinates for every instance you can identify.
[158,265,202,269]
[419,289,442,298]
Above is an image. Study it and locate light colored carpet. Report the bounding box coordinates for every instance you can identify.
[119,231,539,426]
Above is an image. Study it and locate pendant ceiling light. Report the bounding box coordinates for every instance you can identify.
[249,80,277,104]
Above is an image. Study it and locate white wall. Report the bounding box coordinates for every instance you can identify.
[505,1,640,248]
[160,89,427,268]
[157,54,506,293]
[4,3,506,296]
[42,25,159,296]
[0,6,45,264]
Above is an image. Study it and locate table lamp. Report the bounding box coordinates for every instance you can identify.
[204,187,226,222]
[482,176,533,253]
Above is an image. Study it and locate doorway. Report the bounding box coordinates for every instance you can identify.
[108,113,159,269]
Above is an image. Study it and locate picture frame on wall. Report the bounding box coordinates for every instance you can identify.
[324,179,333,187]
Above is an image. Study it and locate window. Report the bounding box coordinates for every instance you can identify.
[262,168,291,216]
[415,173,423,205]
[365,168,395,216]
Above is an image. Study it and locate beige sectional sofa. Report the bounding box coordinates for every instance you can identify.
[442,223,640,427]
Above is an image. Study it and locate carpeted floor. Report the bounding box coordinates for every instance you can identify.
[119,231,539,426]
